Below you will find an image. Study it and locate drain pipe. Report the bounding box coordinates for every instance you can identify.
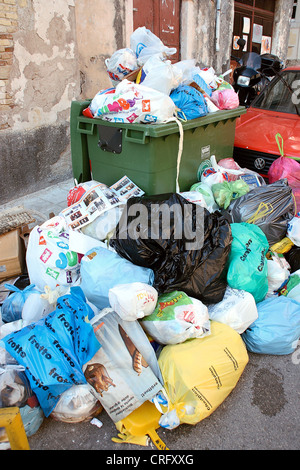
[216,0,221,52]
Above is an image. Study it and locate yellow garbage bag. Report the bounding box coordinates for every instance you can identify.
[158,321,249,426]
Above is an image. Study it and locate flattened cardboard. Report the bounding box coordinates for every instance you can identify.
[0,229,25,281]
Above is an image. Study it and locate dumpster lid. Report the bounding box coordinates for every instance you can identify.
[77,106,247,138]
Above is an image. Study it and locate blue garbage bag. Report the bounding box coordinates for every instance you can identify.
[1,284,39,323]
[170,85,208,120]
[0,287,101,417]
[242,296,300,355]
[80,246,154,310]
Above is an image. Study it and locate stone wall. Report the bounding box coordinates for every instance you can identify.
[0,0,80,204]
[0,0,18,124]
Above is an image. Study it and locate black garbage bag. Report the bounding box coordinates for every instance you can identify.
[109,193,232,304]
[285,246,300,273]
[228,179,295,246]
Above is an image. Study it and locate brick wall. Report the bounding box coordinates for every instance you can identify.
[0,0,18,127]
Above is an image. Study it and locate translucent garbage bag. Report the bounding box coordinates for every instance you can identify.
[105,48,138,87]
[130,26,176,66]
[80,246,155,310]
[137,53,179,95]
[207,286,258,334]
[51,384,103,423]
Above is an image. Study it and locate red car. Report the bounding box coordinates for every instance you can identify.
[233,66,300,179]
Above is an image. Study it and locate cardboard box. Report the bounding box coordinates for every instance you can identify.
[0,229,25,281]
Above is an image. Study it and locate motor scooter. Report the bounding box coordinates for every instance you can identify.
[231,38,283,107]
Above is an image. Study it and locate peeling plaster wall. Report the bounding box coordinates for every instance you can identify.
[272,0,294,65]
[0,0,80,203]
[75,0,133,99]
[181,0,234,75]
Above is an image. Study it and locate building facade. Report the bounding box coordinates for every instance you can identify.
[0,0,295,203]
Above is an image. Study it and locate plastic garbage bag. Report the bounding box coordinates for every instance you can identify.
[287,216,300,246]
[172,59,198,85]
[212,179,250,210]
[140,291,210,344]
[218,158,241,171]
[207,286,258,334]
[108,282,158,321]
[83,309,163,422]
[196,67,219,90]
[210,88,239,110]
[137,53,179,95]
[21,288,56,325]
[200,155,265,187]
[189,182,219,212]
[268,134,300,212]
[105,48,139,87]
[285,246,300,273]
[110,193,233,304]
[179,191,209,210]
[279,269,300,301]
[227,223,269,303]
[80,246,155,310]
[0,361,44,437]
[157,321,248,426]
[91,79,176,124]
[170,85,208,120]
[0,287,101,417]
[242,296,300,355]
[200,166,229,187]
[82,87,116,118]
[51,384,103,423]
[0,366,33,408]
[19,404,44,437]
[228,179,296,246]
[266,256,290,296]
[0,319,24,341]
[1,284,39,323]
[26,216,81,291]
[130,26,177,66]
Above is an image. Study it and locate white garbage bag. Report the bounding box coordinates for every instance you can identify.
[207,286,258,334]
[109,282,158,321]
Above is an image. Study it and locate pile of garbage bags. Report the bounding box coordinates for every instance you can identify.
[82,26,240,125]
[1,149,300,448]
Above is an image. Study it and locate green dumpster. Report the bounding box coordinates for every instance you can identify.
[70,99,247,195]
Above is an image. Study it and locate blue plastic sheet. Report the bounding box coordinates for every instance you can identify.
[242,296,300,355]
[0,287,101,417]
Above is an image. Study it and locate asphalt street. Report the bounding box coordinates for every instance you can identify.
[27,349,300,452]
[2,179,300,454]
